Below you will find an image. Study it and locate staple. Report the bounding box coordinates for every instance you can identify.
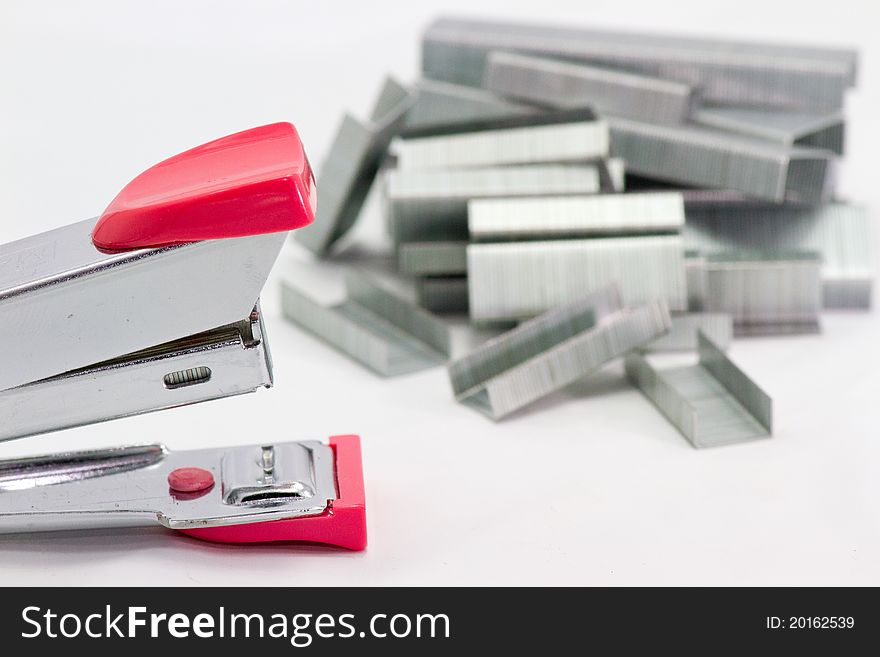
[684,201,872,309]
[690,253,823,335]
[467,235,687,323]
[281,269,450,376]
[385,163,602,244]
[468,192,685,242]
[626,331,772,448]
[644,313,733,352]
[403,78,539,133]
[395,108,608,170]
[295,77,414,255]
[415,276,470,314]
[422,16,856,110]
[483,51,696,125]
[448,283,671,420]
[693,105,845,155]
[398,241,468,276]
[608,117,834,204]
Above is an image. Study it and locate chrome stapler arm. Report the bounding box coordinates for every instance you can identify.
[0,122,312,442]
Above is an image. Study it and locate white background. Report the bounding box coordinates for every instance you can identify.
[1,0,879,585]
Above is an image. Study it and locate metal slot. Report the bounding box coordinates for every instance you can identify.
[422,16,856,110]
[163,366,212,389]
[295,76,414,255]
[385,163,602,244]
[468,192,685,242]
[467,235,687,323]
[448,283,671,420]
[484,51,696,125]
[281,270,450,376]
[396,108,608,170]
[626,331,772,448]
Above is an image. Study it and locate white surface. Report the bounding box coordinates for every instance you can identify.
[1,0,879,586]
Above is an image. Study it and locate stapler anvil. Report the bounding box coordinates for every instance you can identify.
[0,122,367,550]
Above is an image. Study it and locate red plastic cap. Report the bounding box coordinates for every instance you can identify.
[177,435,367,551]
[91,122,316,251]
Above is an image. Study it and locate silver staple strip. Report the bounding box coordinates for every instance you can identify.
[404,78,539,132]
[467,235,687,323]
[415,276,469,314]
[483,51,696,125]
[448,283,671,420]
[626,331,772,448]
[281,270,450,376]
[608,117,834,204]
[422,16,856,110]
[684,201,872,309]
[468,192,685,241]
[385,163,602,244]
[398,241,469,276]
[644,313,733,352]
[396,109,609,170]
[693,105,845,155]
[295,77,414,255]
[691,253,823,335]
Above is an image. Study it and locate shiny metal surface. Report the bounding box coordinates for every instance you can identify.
[484,51,696,125]
[448,283,671,420]
[0,217,286,391]
[0,307,273,442]
[0,440,336,532]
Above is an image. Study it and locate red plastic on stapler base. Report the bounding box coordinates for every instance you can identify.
[177,435,367,551]
[92,122,316,251]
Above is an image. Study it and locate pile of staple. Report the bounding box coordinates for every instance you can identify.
[284,16,870,448]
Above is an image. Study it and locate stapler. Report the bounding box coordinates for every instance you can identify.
[0,122,367,550]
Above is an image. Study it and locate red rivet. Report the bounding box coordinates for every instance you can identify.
[168,467,214,493]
